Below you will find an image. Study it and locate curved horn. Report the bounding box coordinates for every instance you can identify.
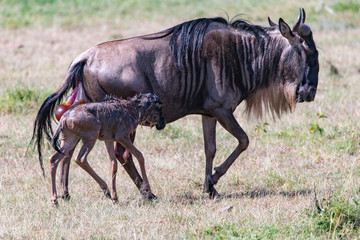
[268,16,277,27]
[292,8,302,32]
[302,8,306,23]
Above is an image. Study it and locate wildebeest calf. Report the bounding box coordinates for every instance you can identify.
[49,93,166,205]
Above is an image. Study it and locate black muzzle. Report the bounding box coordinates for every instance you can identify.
[156,117,166,130]
[296,83,317,102]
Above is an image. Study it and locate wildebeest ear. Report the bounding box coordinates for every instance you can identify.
[279,18,295,41]
[268,17,277,27]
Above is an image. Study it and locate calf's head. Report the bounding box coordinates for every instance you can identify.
[136,93,166,130]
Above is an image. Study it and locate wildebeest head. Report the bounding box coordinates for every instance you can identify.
[135,93,166,130]
[270,8,319,104]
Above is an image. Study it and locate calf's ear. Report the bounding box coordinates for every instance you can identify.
[279,18,296,43]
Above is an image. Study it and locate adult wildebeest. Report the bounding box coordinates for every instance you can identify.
[49,93,165,205]
[32,8,319,199]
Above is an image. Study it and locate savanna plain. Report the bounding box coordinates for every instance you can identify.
[0,0,360,239]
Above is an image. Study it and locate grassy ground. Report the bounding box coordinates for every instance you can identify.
[1,0,360,239]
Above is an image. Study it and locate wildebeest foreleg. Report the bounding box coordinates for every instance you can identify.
[209,110,249,193]
[105,141,118,203]
[202,115,218,198]
[75,139,111,198]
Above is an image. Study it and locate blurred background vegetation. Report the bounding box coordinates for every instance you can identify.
[1,0,359,30]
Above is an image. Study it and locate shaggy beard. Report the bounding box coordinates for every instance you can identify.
[244,82,297,120]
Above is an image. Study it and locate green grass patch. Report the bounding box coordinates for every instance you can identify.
[193,222,281,239]
[199,223,241,239]
[333,0,359,13]
[3,0,359,30]
[326,125,360,156]
[0,87,52,114]
[306,190,360,238]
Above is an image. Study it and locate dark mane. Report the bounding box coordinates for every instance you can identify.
[230,19,268,38]
[145,17,269,71]
[168,17,227,70]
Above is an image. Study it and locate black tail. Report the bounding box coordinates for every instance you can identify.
[51,123,63,154]
[30,60,86,176]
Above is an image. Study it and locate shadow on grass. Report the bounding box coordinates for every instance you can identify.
[114,188,312,206]
[222,188,312,199]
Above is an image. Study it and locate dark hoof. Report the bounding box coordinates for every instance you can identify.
[206,174,215,193]
[140,190,157,201]
[205,174,220,199]
[147,193,157,201]
[209,188,220,200]
[61,193,71,201]
[103,188,111,199]
[51,199,59,206]
[112,198,119,204]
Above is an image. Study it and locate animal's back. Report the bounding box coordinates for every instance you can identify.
[63,101,137,141]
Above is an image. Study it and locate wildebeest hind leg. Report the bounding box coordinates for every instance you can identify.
[209,110,249,193]
[202,115,219,198]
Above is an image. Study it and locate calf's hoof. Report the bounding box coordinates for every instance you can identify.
[51,199,59,207]
[103,188,111,199]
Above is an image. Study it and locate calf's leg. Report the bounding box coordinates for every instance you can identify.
[105,141,118,203]
[59,147,76,200]
[75,138,111,198]
[49,137,78,205]
[49,151,64,206]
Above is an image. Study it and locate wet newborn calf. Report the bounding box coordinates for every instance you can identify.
[49,93,166,205]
